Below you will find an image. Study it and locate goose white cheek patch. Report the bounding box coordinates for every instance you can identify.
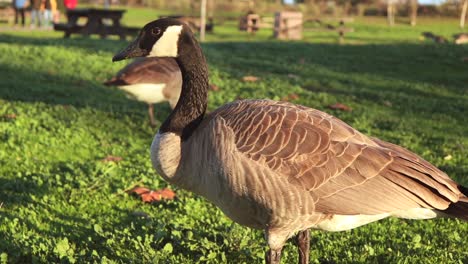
[149,25,183,57]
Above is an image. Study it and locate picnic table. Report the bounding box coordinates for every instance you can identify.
[54,8,139,39]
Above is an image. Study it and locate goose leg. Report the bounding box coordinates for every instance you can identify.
[266,248,283,264]
[295,229,310,264]
[148,104,156,127]
[265,230,288,264]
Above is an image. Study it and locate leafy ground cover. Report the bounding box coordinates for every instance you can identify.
[0,8,467,263]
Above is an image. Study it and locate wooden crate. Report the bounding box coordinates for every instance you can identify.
[274,11,302,40]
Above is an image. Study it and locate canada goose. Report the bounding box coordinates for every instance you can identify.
[104,57,182,126]
[454,33,468,44]
[113,19,468,264]
[421,32,448,44]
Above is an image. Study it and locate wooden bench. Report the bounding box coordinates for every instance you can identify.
[54,8,139,39]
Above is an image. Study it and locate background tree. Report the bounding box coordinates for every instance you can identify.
[387,0,396,26]
[461,0,468,28]
[410,0,418,26]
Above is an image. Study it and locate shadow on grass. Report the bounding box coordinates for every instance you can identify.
[0,36,466,138]
[204,41,468,92]
[0,33,127,54]
[204,41,468,124]
[1,35,466,126]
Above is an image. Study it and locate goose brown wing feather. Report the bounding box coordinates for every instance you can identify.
[105,58,180,86]
[212,99,463,215]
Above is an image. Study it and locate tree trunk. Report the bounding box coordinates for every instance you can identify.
[343,1,351,16]
[387,2,395,26]
[200,0,206,42]
[410,0,417,26]
[461,0,468,28]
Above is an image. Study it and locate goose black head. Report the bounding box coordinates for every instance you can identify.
[113,18,189,62]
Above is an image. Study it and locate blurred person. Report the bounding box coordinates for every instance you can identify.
[63,0,76,10]
[51,0,60,23]
[30,0,42,28]
[42,0,54,29]
[13,0,28,27]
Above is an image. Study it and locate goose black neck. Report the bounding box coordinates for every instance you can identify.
[159,34,208,141]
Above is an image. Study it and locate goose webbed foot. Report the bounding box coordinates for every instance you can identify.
[295,229,310,264]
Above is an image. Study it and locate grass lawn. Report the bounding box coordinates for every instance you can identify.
[0,7,467,263]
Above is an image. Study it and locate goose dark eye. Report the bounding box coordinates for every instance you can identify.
[151,27,161,36]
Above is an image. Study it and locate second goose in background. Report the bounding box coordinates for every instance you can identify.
[104,57,182,127]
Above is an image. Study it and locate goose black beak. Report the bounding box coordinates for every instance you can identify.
[112,40,148,62]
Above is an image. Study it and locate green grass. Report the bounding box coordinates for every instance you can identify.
[0,8,467,263]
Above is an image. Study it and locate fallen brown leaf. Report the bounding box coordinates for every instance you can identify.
[3,114,17,119]
[328,103,352,112]
[209,84,220,91]
[127,186,176,203]
[462,57,468,62]
[282,93,300,101]
[242,75,259,82]
[101,155,123,163]
[288,93,299,100]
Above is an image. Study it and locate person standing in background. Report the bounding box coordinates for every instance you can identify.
[50,0,59,23]
[63,0,77,10]
[42,0,52,29]
[30,0,42,28]
[13,0,28,27]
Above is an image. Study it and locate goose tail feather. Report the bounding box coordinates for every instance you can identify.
[440,185,468,221]
[103,78,127,86]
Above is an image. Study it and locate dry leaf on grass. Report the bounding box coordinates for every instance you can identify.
[101,155,123,163]
[328,103,352,112]
[288,93,299,100]
[3,114,17,119]
[127,186,176,203]
[209,84,220,91]
[281,93,300,101]
[242,75,259,82]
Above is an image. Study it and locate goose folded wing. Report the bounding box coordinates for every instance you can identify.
[217,100,462,215]
[113,58,179,85]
